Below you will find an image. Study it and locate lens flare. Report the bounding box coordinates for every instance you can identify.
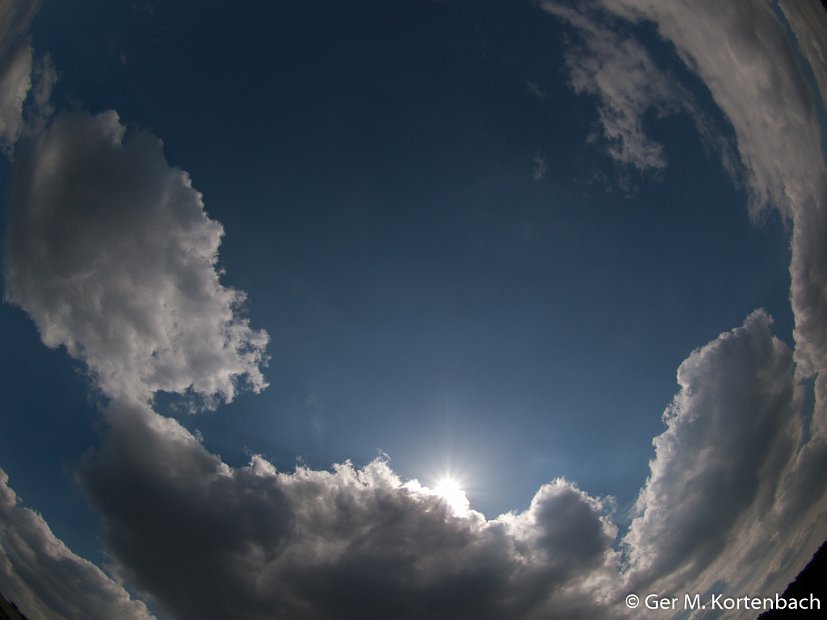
[433,476,470,516]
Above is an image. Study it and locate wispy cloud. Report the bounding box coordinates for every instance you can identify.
[532,150,547,180]
[541,1,739,187]
[0,0,41,155]
[526,79,547,100]
[541,2,675,172]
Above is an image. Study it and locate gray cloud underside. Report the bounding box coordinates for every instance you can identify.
[83,401,621,620]
[0,469,155,620]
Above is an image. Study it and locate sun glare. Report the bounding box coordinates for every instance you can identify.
[434,476,470,516]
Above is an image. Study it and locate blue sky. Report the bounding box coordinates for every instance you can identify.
[0,2,825,619]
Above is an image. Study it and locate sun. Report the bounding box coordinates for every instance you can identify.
[433,476,470,516]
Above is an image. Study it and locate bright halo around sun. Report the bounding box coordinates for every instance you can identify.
[433,476,470,516]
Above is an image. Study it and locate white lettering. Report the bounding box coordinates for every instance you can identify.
[645,595,677,610]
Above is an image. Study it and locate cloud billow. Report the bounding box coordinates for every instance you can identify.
[4,110,269,407]
[82,401,619,620]
[624,311,804,594]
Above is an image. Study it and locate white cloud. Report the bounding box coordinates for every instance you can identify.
[623,312,815,597]
[4,110,269,407]
[0,468,155,620]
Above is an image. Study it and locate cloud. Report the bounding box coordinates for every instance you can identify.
[540,2,676,172]
[81,400,620,620]
[541,0,827,607]
[578,10,827,581]
[541,1,739,183]
[4,110,269,407]
[72,311,824,620]
[526,80,547,100]
[588,0,827,382]
[2,2,827,618]
[0,1,41,155]
[777,0,827,112]
[532,150,547,180]
[0,468,155,620]
[624,312,808,595]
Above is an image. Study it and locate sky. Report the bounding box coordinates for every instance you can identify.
[0,1,825,619]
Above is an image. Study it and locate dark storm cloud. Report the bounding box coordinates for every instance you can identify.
[82,401,619,620]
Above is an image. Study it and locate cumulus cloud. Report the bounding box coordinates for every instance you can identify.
[81,400,620,620]
[624,312,806,595]
[0,468,155,620]
[4,109,269,406]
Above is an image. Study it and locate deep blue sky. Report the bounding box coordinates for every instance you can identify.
[0,0,795,572]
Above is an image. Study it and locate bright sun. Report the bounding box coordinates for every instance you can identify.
[434,476,470,516]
